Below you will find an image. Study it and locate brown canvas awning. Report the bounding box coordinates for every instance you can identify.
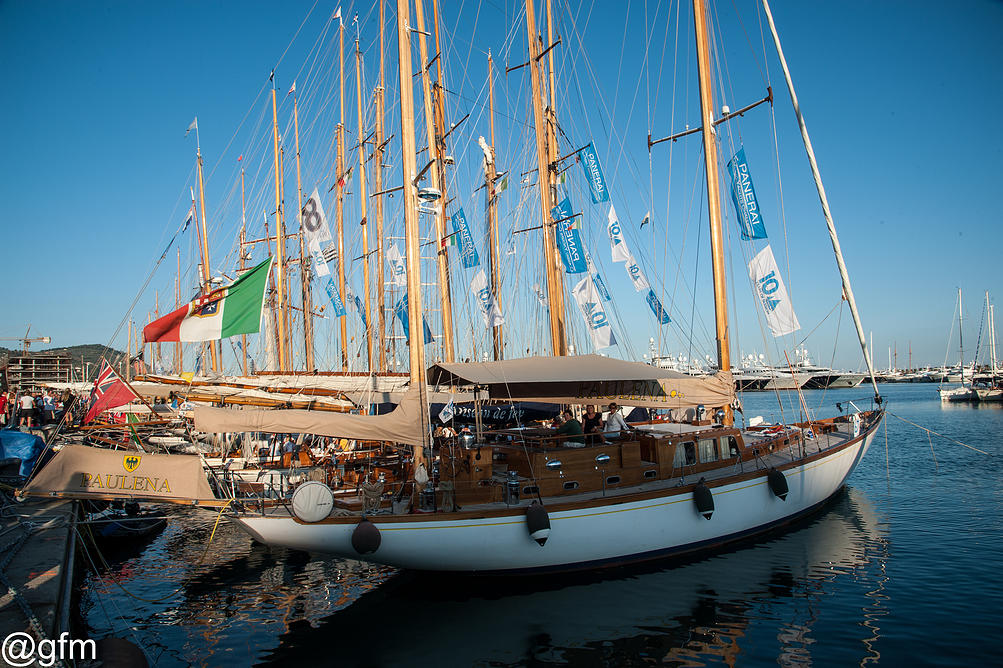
[22,445,217,504]
[428,355,735,411]
[194,387,426,446]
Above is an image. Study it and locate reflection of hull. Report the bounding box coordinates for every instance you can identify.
[235,415,881,573]
[264,486,885,667]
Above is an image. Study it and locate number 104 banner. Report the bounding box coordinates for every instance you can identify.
[748,244,799,337]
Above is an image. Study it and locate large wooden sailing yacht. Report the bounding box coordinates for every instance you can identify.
[188,0,886,574]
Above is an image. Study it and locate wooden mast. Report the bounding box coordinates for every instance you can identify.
[239,165,249,376]
[414,0,455,362]
[374,0,388,372]
[486,51,504,360]
[336,20,349,371]
[195,146,219,372]
[175,247,182,373]
[279,145,292,367]
[431,0,457,357]
[525,0,566,356]
[292,86,315,371]
[356,32,373,369]
[154,292,160,372]
[270,83,287,372]
[692,0,732,424]
[397,0,430,464]
[127,319,132,381]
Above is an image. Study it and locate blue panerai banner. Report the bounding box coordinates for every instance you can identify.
[645,289,671,324]
[450,208,480,269]
[324,278,347,317]
[393,294,434,344]
[579,143,609,203]
[727,147,767,240]
[551,196,587,274]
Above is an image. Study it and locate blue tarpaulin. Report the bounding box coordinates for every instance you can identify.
[0,429,46,477]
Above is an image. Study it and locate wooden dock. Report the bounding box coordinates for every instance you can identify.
[0,499,77,640]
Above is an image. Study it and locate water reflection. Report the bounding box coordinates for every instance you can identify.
[255,487,889,667]
[83,486,889,666]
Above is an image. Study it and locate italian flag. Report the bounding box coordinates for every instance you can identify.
[143,258,272,343]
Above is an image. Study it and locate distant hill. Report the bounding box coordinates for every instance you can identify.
[0,344,126,381]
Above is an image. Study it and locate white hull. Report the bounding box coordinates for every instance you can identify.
[234,422,878,573]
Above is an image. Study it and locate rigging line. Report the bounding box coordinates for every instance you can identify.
[728,0,768,85]
[816,299,844,411]
[887,413,991,456]
[657,0,682,357]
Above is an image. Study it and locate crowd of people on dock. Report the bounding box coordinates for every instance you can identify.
[0,389,84,429]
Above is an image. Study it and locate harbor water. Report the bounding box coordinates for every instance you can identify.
[80,383,1003,666]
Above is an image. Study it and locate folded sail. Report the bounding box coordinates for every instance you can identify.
[144,258,272,343]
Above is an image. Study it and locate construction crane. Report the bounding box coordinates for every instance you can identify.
[0,325,51,354]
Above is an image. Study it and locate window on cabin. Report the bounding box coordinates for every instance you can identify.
[675,441,697,466]
[606,476,621,485]
[698,438,719,463]
[563,481,580,491]
[643,469,657,479]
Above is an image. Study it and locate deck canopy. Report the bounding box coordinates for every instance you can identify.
[428,355,735,411]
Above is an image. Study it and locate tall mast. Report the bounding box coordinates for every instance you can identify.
[414,0,455,362]
[270,83,287,372]
[239,165,249,376]
[486,51,504,360]
[525,0,566,356]
[336,21,349,371]
[692,0,731,423]
[959,287,964,383]
[195,146,219,372]
[356,32,373,369]
[989,293,998,374]
[279,145,292,367]
[292,86,315,371]
[175,247,182,373]
[154,292,160,372]
[127,319,132,382]
[397,0,430,461]
[762,0,881,402]
[374,0,388,371]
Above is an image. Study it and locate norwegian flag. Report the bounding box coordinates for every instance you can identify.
[84,359,139,424]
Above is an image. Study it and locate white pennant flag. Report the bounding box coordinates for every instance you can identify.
[439,397,455,423]
[300,188,332,246]
[607,205,632,264]
[532,283,549,308]
[470,270,504,328]
[624,252,650,292]
[748,244,800,336]
[309,239,330,277]
[572,276,616,350]
[301,188,333,277]
[387,243,407,287]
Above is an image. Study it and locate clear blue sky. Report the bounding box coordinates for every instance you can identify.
[1,0,1001,372]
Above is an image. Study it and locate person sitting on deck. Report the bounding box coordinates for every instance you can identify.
[553,409,585,447]
[604,403,635,440]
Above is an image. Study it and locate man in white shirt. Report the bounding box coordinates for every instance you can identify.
[604,402,633,439]
[19,393,35,428]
